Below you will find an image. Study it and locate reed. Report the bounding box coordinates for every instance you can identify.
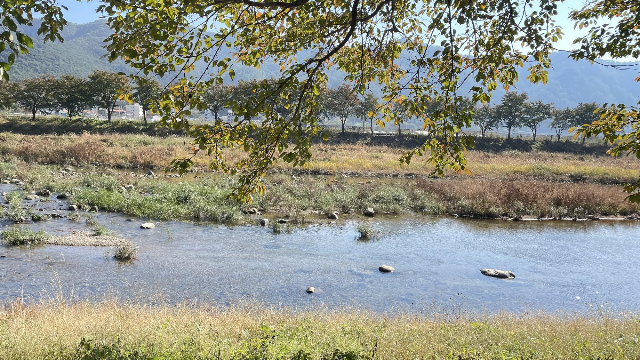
[1,301,638,359]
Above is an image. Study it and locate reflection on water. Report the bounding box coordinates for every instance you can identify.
[1,207,639,313]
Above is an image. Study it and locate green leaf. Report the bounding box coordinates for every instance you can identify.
[15,32,33,48]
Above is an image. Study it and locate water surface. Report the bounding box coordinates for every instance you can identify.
[1,207,638,313]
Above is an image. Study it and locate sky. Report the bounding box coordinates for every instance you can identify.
[55,0,589,51]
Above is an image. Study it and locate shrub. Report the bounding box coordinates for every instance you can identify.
[356,223,377,241]
[91,224,113,236]
[1,228,50,246]
[113,243,137,261]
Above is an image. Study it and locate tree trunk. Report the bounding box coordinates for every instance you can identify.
[507,126,511,140]
[107,108,112,122]
[556,132,561,142]
[31,106,36,121]
[370,117,374,135]
[341,118,346,134]
[532,128,537,141]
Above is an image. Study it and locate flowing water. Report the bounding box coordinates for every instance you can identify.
[1,185,639,313]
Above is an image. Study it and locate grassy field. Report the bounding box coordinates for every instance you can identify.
[2,116,640,359]
[1,300,639,359]
[1,116,639,223]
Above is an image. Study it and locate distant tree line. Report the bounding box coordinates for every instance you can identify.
[472,92,601,142]
[0,70,162,123]
[0,73,599,141]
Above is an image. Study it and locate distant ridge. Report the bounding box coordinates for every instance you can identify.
[8,20,640,109]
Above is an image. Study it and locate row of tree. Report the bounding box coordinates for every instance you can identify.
[0,73,600,141]
[473,92,600,142]
[202,81,378,134]
[0,71,161,122]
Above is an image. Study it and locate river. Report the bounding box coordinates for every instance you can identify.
[1,205,638,313]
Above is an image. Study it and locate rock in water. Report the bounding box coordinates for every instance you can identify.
[364,207,375,217]
[36,189,51,197]
[24,194,39,201]
[140,223,156,229]
[328,212,339,220]
[379,265,394,273]
[306,287,315,294]
[480,268,515,279]
[68,204,78,211]
[259,218,269,227]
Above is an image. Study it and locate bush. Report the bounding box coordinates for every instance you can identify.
[114,243,137,261]
[1,228,50,246]
[356,224,377,241]
[91,224,113,236]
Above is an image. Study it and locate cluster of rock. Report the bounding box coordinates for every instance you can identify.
[305,265,516,294]
[1,178,25,186]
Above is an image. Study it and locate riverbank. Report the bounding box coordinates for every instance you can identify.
[1,116,639,224]
[1,300,639,359]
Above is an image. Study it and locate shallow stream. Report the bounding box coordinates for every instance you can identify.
[1,185,639,313]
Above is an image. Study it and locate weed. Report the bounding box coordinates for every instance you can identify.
[84,216,99,227]
[91,224,112,236]
[113,243,137,261]
[30,213,51,222]
[1,227,50,246]
[81,174,120,192]
[3,191,27,222]
[356,224,377,241]
[271,222,282,234]
[68,212,81,222]
[4,190,23,205]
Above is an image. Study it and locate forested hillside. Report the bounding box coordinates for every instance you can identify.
[8,21,640,110]
[9,20,130,79]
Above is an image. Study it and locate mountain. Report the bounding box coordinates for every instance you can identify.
[9,20,130,80]
[499,53,639,108]
[8,20,640,111]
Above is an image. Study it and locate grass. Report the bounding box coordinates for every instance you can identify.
[113,243,138,261]
[1,116,639,358]
[91,223,113,236]
[0,301,639,359]
[356,223,377,241]
[0,115,639,222]
[0,156,638,224]
[1,227,50,246]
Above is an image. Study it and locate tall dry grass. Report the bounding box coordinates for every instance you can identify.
[1,131,639,185]
[1,301,639,359]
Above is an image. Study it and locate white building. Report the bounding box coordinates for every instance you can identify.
[125,104,144,120]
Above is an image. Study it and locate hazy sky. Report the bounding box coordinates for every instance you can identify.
[56,0,588,51]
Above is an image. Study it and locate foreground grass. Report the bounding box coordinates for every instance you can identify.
[1,301,638,359]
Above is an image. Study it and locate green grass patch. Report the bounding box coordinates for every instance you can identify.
[71,177,242,224]
[1,227,50,246]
